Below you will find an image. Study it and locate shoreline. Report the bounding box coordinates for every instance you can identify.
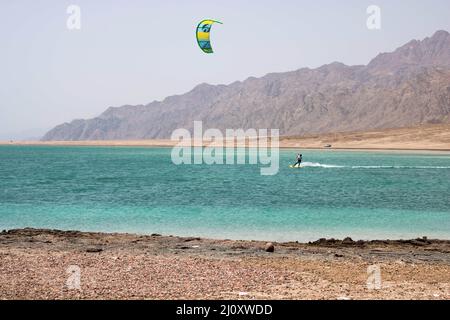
[1,140,450,154]
[1,228,449,299]
[3,227,450,246]
[2,124,450,152]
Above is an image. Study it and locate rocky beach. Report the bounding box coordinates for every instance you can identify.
[1,228,449,300]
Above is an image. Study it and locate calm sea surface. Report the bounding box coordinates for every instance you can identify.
[0,145,449,241]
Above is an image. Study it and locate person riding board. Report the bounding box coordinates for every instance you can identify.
[293,153,302,167]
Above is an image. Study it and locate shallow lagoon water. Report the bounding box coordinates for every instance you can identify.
[0,146,449,242]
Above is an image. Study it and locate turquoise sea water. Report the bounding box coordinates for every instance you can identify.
[0,145,449,241]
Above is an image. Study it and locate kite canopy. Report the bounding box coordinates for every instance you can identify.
[196,19,222,54]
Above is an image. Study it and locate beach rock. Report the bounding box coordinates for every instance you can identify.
[151,233,161,237]
[415,237,430,244]
[184,237,201,242]
[342,237,354,245]
[410,240,427,246]
[264,243,275,253]
[86,247,103,253]
[311,238,339,246]
[315,238,328,245]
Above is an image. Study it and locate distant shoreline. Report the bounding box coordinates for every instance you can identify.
[1,140,449,154]
[2,124,449,153]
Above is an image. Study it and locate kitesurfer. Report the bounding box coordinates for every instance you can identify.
[292,153,302,167]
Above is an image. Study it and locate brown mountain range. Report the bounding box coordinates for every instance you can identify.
[42,30,450,141]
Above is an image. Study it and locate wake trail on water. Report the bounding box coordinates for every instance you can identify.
[300,162,450,169]
[300,162,344,168]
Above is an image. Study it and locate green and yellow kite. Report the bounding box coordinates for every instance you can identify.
[196,19,223,54]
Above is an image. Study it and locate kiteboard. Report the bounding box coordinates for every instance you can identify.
[289,164,302,169]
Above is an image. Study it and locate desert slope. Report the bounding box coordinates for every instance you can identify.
[42,30,450,141]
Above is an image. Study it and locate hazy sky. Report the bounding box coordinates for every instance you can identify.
[1,0,449,138]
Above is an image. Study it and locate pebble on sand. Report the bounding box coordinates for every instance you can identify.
[265,243,275,253]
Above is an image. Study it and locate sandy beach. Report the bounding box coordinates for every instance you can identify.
[1,228,449,300]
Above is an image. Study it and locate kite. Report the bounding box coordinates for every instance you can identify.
[196,19,223,54]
